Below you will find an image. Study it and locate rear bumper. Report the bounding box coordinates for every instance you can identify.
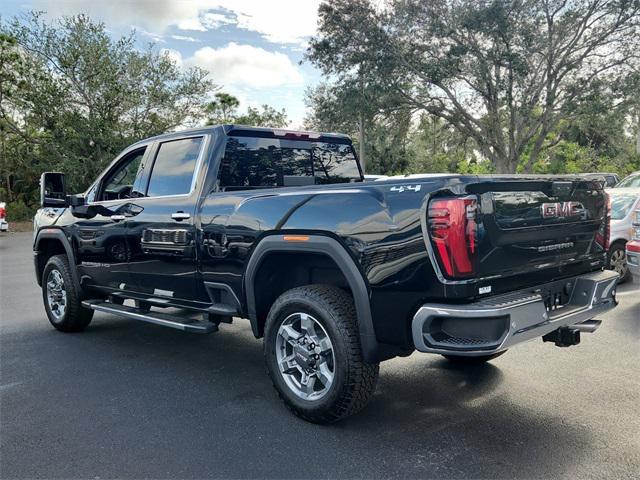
[412,270,619,356]
[0,221,8,231]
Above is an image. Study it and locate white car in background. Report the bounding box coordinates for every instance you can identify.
[0,202,8,232]
[625,211,640,285]
[607,188,640,281]
[615,171,640,188]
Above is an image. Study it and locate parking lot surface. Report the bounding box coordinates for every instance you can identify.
[1,231,639,479]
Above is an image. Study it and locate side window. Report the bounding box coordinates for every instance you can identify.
[146,137,203,197]
[617,175,640,188]
[219,137,311,191]
[99,147,146,201]
[313,143,361,184]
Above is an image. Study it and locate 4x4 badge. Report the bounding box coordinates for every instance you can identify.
[390,185,421,193]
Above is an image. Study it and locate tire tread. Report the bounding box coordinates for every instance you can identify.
[42,254,93,332]
[265,284,379,423]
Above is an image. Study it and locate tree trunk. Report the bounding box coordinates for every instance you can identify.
[494,159,511,174]
[358,113,365,174]
[636,112,640,155]
[1,133,12,202]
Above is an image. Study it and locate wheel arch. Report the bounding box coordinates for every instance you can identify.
[34,228,81,290]
[244,234,381,363]
[609,238,627,249]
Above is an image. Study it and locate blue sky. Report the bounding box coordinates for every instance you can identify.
[1,0,325,127]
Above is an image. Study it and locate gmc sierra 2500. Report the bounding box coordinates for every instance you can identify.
[34,125,618,423]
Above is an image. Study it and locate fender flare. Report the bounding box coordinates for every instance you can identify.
[244,234,381,363]
[34,228,81,291]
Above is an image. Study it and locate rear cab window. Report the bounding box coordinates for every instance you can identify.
[146,137,204,197]
[218,135,362,191]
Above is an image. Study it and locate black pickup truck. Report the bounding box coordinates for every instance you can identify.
[34,125,618,423]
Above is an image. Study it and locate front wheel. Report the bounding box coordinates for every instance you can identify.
[442,350,507,365]
[42,255,93,332]
[264,285,379,424]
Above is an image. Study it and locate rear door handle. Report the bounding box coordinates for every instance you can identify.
[171,212,191,221]
[111,215,126,222]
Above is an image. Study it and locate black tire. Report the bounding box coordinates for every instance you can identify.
[607,242,630,283]
[42,254,93,332]
[442,350,507,365]
[264,285,379,424]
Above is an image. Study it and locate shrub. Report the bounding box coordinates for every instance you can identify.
[5,201,35,222]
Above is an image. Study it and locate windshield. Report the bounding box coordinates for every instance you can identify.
[616,174,640,188]
[610,194,638,220]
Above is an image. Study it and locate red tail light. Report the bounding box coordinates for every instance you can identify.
[627,240,640,253]
[427,196,478,278]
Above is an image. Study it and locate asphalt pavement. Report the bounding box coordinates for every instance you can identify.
[1,231,639,479]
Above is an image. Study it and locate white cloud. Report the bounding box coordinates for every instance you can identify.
[208,1,320,44]
[175,17,207,32]
[170,35,201,43]
[201,12,236,29]
[131,25,166,43]
[183,43,303,88]
[33,0,321,45]
[33,0,209,33]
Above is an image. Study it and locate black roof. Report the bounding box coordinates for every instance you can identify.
[132,124,352,147]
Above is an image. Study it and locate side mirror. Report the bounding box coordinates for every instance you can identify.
[40,172,68,208]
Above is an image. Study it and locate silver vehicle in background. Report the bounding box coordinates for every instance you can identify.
[625,211,640,285]
[615,171,640,188]
[579,172,620,187]
[606,188,640,281]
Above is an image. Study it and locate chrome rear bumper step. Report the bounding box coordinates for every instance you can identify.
[412,270,618,356]
[82,300,218,333]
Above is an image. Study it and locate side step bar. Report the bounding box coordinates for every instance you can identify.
[82,300,218,334]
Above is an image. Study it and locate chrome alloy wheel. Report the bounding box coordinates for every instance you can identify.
[275,312,335,401]
[610,248,627,278]
[46,269,67,321]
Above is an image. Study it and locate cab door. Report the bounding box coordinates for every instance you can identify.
[74,146,149,294]
[126,135,211,304]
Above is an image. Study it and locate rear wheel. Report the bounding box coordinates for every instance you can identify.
[607,242,630,283]
[442,350,507,365]
[264,285,379,423]
[42,255,93,332]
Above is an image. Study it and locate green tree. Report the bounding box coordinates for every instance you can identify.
[234,104,288,128]
[0,12,215,211]
[206,92,289,128]
[308,0,640,173]
[205,92,240,124]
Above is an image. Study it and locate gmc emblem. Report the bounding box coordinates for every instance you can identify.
[541,201,584,218]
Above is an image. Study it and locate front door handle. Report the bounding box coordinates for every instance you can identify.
[171,212,191,221]
[111,214,126,222]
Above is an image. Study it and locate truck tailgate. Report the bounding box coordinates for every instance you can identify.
[470,178,607,280]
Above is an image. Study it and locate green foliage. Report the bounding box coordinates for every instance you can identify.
[307,0,640,174]
[529,141,640,176]
[205,92,240,124]
[206,92,288,128]
[5,200,34,221]
[0,12,215,207]
[234,105,288,128]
